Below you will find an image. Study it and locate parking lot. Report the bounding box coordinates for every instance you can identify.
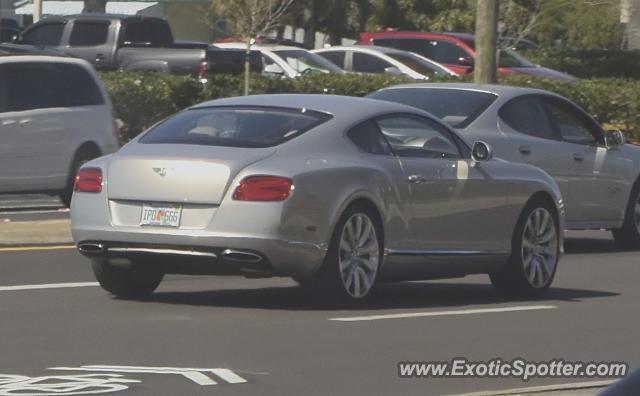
[0,229,636,395]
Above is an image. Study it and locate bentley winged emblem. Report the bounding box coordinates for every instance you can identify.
[152,167,167,177]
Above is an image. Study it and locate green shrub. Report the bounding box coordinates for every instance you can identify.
[525,48,640,80]
[100,71,640,143]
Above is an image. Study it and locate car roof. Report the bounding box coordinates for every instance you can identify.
[214,42,306,51]
[0,55,91,66]
[191,94,425,118]
[379,82,553,98]
[33,14,162,21]
[317,45,411,55]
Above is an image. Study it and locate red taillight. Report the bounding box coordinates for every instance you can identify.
[74,168,103,193]
[198,60,208,79]
[233,176,293,201]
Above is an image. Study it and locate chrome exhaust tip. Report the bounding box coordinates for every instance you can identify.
[77,242,105,255]
[221,249,263,263]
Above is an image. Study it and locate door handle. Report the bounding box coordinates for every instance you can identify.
[572,153,584,162]
[519,145,531,155]
[95,53,105,63]
[18,118,31,125]
[407,174,427,184]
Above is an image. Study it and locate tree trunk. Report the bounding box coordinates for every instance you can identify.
[624,0,640,49]
[83,0,107,13]
[244,38,251,96]
[474,0,499,84]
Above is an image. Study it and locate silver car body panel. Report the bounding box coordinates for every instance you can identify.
[72,94,564,280]
[371,83,640,230]
[0,56,119,193]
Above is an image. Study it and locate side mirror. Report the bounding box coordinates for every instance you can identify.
[384,66,404,76]
[605,129,625,149]
[263,63,284,75]
[458,56,474,67]
[471,141,493,162]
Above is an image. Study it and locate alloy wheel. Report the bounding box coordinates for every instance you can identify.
[338,213,380,298]
[521,208,558,288]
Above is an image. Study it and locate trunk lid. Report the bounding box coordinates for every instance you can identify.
[107,143,276,204]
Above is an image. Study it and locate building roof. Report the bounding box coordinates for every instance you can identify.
[14,1,158,16]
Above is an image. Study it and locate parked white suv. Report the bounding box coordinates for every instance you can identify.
[0,56,119,206]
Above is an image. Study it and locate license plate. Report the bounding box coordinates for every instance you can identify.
[140,203,182,227]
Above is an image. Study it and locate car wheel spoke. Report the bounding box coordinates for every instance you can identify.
[338,213,380,299]
[522,208,557,288]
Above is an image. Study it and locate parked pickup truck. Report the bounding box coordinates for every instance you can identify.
[17,14,261,77]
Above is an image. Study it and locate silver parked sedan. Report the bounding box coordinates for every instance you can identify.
[71,94,564,302]
[370,83,640,247]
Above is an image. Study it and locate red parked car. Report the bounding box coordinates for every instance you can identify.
[358,31,575,80]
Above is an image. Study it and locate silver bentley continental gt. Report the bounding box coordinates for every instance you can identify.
[369,83,640,248]
[71,94,564,302]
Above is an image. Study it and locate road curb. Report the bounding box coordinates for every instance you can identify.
[0,219,73,246]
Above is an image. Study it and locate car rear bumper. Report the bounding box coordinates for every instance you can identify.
[73,228,327,279]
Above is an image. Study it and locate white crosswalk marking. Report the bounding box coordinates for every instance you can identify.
[50,365,249,385]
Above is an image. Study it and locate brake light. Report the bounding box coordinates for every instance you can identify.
[233,176,293,201]
[198,59,208,79]
[74,168,103,193]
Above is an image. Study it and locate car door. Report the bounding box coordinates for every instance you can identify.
[351,52,394,74]
[19,21,66,48]
[67,19,116,69]
[541,96,631,225]
[316,50,347,69]
[376,114,510,251]
[0,62,69,191]
[496,95,570,204]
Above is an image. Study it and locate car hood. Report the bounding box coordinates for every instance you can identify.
[510,66,577,81]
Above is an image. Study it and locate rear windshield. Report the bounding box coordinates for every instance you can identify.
[140,106,332,148]
[369,88,497,128]
[386,53,450,76]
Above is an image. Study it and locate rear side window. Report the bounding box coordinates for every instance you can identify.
[122,20,173,47]
[21,22,65,46]
[369,88,497,128]
[318,51,346,68]
[140,107,332,148]
[0,62,104,112]
[352,52,392,73]
[70,21,110,47]
[499,96,555,139]
[347,120,392,155]
[58,63,104,106]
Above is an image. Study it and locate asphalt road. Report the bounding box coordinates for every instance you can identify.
[0,231,637,395]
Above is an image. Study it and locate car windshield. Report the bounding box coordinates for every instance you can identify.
[386,52,451,76]
[273,50,343,74]
[369,88,497,128]
[140,106,332,148]
[498,49,536,68]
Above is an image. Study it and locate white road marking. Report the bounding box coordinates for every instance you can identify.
[444,379,615,396]
[0,282,98,292]
[51,366,248,385]
[0,245,76,253]
[329,305,557,322]
[0,373,138,395]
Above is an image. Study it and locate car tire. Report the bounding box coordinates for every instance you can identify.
[490,200,559,298]
[91,259,164,299]
[612,182,640,249]
[301,204,383,304]
[60,147,100,208]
